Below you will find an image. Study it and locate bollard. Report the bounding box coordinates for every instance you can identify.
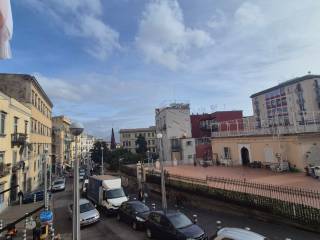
[0,219,3,237]
[51,227,55,240]
[245,227,251,231]
[216,220,222,230]
[34,194,37,203]
[192,214,198,224]
[152,203,156,210]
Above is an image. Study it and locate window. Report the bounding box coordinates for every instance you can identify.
[24,121,28,134]
[0,112,6,135]
[13,117,18,133]
[223,147,231,159]
[188,154,193,159]
[0,152,4,166]
[186,141,192,146]
[32,90,35,105]
[13,150,17,165]
[0,184,4,203]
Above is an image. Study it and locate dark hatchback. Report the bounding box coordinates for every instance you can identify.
[145,210,207,240]
[117,200,150,230]
[23,190,51,204]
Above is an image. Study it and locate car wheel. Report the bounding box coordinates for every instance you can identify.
[146,228,152,239]
[116,213,121,221]
[132,221,137,230]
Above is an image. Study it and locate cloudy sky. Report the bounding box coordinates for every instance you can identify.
[1,0,320,139]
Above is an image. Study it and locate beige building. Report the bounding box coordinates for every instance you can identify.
[211,133,320,171]
[0,91,31,212]
[0,74,53,191]
[52,116,72,174]
[120,126,156,153]
[155,103,196,165]
[251,74,320,128]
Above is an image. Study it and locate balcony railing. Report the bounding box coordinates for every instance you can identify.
[211,111,320,138]
[11,133,27,147]
[0,163,11,178]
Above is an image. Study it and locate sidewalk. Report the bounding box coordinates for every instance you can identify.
[0,202,45,239]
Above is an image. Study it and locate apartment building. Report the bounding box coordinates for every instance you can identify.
[0,74,53,190]
[251,74,320,128]
[190,111,243,160]
[52,116,72,174]
[119,127,156,153]
[0,91,32,212]
[155,103,196,165]
[79,133,95,164]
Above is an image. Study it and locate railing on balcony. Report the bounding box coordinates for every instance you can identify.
[212,111,320,137]
[11,133,27,147]
[0,163,11,178]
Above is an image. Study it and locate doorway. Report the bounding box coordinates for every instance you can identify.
[241,147,250,166]
[10,174,18,202]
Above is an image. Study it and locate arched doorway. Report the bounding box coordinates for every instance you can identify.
[241,147,250,166]
[10,174,18,202]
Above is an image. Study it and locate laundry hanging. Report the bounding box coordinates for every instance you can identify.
[0,0,13,59]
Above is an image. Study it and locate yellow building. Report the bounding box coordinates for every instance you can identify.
[120,127,156,153]
[0,91,31,212]
[0,74,53,191]
[52,116,72,174]
[211,133,320,171]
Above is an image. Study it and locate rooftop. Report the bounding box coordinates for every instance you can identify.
[0,73,53,107]
[250,74,320,98]
[119,126,156,133]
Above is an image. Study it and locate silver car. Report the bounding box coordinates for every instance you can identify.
[68,199,100,226]
[213,227,268,240]
[51,178,66,192]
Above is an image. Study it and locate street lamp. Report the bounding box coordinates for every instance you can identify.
[70,122,84,240]
[101,146,104,175]
[43,147,49,211]
[157,133,167,213]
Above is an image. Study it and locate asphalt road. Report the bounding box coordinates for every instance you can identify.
[52,177,320,240]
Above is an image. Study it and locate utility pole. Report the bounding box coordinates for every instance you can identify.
[157,133,167,213]
[43,149,48,211]
[70,122,84,240]
[101,146,104,175]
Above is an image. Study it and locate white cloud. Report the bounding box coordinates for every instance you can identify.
[136,0,214,70]
[234,2,265,27]
[23,0,120,60]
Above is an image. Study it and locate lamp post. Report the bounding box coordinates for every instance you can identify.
[70,122,84,240]
[43,147,49,211]
[157,133,167,213]
[101,146,104,175]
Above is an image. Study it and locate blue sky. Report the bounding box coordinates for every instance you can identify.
[1,0,320,139]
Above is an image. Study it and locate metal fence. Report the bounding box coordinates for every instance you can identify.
[145,170,320,226]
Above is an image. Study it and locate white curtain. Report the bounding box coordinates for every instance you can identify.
[0,0,13,59]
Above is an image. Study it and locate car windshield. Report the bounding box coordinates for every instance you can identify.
[168,213,193,229]
[105,188,125,199]
[80,202,95,213]
[54,181,64,185]
[132,202,150,213]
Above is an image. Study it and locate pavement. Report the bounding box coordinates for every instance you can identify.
[51,175,320,240]
[164,165,320,190]
[0,199,44,239]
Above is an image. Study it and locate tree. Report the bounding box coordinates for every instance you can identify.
[110,128,116,150]
[135,134,147,155]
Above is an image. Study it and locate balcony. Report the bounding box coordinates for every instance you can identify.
[0,163,11,178]
[11,133,27,147]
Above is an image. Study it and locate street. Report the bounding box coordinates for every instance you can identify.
[51,177,320,240]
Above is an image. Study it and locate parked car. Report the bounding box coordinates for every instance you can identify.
[213,227,268,240]
[145,210,207,240]
[23,190,51,204]
[117,200,150,230]
[51,178,66,192]
[68,198,100,227]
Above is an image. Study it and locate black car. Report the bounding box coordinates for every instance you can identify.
[145,210,207,240]
[22,190,51,204]
[117,201,150,230]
